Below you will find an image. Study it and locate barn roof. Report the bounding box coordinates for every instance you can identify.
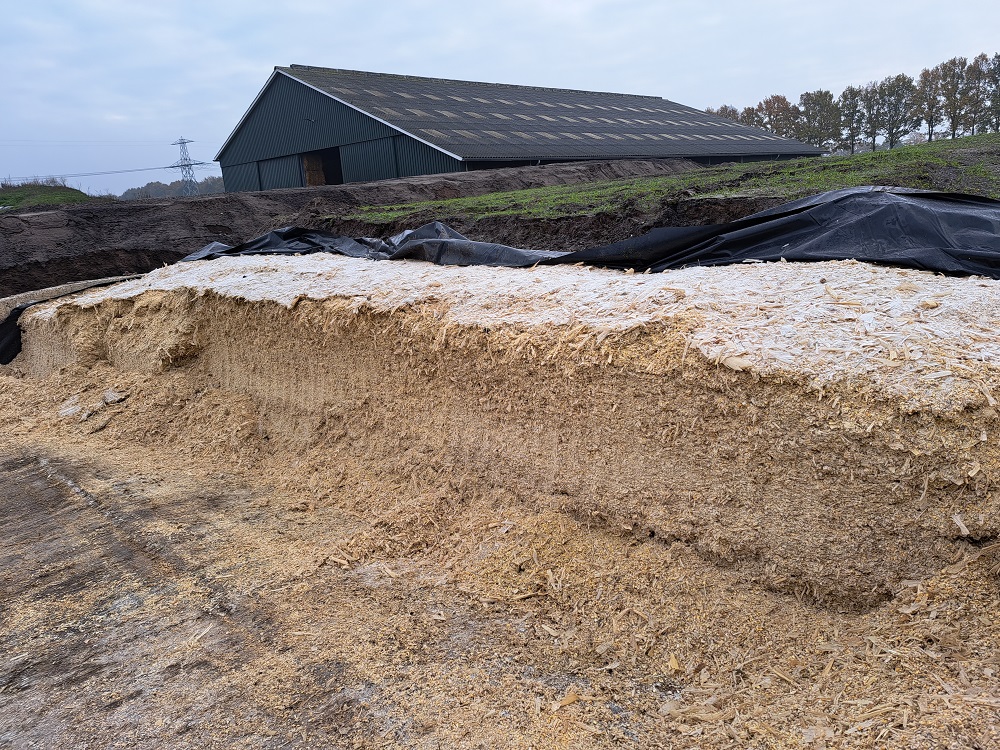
[245,65,820,162]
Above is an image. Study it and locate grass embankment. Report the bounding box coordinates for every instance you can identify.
[0,181,93,210]
[345,133,1000,225]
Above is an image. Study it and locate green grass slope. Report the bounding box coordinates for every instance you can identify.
[0,181,94,211]
[344,133,1000,226]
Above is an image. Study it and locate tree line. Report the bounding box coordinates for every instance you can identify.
[706,53,1000,153]
[119,175,224,200]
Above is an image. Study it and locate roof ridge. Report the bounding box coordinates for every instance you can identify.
[282,65,665,101]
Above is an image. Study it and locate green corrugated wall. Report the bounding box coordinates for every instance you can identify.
[219,72,462,192]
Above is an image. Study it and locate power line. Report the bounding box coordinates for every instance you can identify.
[8,163,216,182]
[8,166,180,180]
[0,140,172,146]
[8,138,214,183]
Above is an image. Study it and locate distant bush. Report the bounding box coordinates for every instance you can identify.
[120,175,224,200]
[0,176,69,190]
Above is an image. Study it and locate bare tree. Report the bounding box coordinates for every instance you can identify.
[705,104,741,121]
[878,74,920,149]
[988,53,1000,132]
[739,106,764,128]
[755,94,802,138]
[913,67,943,141]
[963,53,991,135]
[938,56,968,138]
[838,85,865,154]
[860,82,883,151]
[795,90,841,150]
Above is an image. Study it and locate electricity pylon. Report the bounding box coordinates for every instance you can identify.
[170,138,201,196]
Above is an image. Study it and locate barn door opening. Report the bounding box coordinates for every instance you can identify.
[301,147,343,186]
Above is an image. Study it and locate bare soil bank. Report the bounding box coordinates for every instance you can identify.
[313,194,783,257]
[0,160,703,298]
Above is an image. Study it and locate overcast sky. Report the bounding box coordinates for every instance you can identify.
[3,0,998,195]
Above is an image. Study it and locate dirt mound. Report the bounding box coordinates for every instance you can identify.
[3,256,1000,747]
[0,159,698,297]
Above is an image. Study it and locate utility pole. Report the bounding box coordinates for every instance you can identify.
[170,138,200,196]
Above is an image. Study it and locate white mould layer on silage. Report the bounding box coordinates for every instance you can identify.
[27,254,1000,409]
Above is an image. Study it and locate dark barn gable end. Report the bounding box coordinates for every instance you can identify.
[216,65,821,192]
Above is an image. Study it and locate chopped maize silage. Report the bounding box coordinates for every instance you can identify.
[7,253,1000,748]
[25,253,1000,410]
[11,254,1000,610]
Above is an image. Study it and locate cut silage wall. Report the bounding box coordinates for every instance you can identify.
[16,285,1000,611]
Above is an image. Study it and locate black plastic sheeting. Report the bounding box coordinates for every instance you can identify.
[3,186,999,366]
[0,304,35,366]
[564,187,1000,275]
[183,187,1000,277]
[184,221,564,267]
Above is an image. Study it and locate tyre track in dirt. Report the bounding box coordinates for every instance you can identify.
[0,453,367,748]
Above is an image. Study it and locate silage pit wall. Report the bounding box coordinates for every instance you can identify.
[16,289,1000,610]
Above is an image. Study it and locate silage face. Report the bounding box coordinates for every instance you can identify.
[5,253,1000,747]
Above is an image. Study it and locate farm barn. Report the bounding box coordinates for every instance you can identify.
[216,65,821,191]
